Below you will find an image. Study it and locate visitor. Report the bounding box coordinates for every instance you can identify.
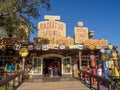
[82,65,90,83]
[25,63,30,72]
[97,64,103,86]
[97,64,102,76]
[48,64,53,77]
[19,61,23,70]
[48,64,51,75]
[53,63,58,77]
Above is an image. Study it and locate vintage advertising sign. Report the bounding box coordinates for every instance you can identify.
[49,44,59,49]
[69,44,83,49]
[38,20,66,38]
[54,37,74,46]
[88,44,96,50]
[38,37,74,47]
[13,43,21,50]
[59,44,65,49]
[78,39,108,47]
[19,47,29,57]
[42,44,49,51]
[74,27,88,43]
[74,26,108,47]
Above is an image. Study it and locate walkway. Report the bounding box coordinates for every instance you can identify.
[16,76,109,90]
[17,80,89,90]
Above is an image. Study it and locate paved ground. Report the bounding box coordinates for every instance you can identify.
[17,81,90,90]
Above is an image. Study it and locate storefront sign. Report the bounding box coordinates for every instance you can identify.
[69,44,83,49]
[74,27,88,43]
[38,16,66,38]
[54,37,74,47]
[49,44,59,49]
[69,45,78,49]
[76,39,108,47]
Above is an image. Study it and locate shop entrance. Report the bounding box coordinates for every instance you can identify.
[43,57,61,76]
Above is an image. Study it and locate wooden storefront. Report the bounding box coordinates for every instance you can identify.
[28,49,100,78]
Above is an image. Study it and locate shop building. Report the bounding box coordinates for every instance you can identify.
[29,15,108,78]
[0,15,109,79]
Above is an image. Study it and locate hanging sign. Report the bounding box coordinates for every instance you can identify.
[59,44,65,49]
[77,44,83,49]
[28,45,33,50]
[34,44,41,50]
[42,44,49,51]
[69,45,78,49]
[19,47,29,57]
[13,43,21,50]
[53,45,59,49]
[88,44,96,50]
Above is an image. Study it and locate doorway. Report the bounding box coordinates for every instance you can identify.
[43,57,61,76]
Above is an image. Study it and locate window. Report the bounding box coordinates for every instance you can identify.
[33,57,42,74]
[63,57,71,73]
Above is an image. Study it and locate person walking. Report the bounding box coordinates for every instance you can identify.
[97,64,103,86]
[53,63,58,77]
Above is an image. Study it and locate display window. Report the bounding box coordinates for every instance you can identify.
[62,57,71,74]
[32,57,42,74]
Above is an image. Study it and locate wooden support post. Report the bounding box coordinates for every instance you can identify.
[79,51,82,69]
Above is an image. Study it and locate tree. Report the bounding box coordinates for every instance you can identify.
[0,0,51,39]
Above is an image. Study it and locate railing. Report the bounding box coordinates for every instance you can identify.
[79,69,112,90]
[0,70,26,90]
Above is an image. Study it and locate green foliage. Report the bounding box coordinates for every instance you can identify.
[0,0,51,39]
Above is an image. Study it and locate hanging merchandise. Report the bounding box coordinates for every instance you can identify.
[118,52,120,69]
[114,67,120,77]
[90,55,96,67]
[102,60,108,79]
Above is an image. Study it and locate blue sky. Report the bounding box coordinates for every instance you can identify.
[30,0,120,51]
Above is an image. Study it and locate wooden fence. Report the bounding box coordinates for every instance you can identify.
[79,69,112,90]
[0,70,26,90]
